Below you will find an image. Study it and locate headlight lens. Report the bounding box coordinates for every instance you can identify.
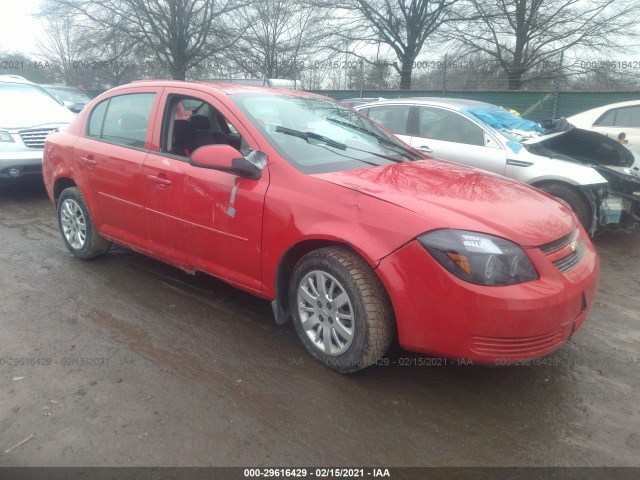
[418,229,539,286]
[0,130,15,143]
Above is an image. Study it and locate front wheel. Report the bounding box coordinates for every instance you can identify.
[537,183,592,232]
[57,187,112,259]
[289,247,394,373]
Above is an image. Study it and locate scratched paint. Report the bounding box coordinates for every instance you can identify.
[226,185,238,218]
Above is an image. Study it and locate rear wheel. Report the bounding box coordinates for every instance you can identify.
[57,187,112,259]
[289,246,394,373]
[537,183,592,232]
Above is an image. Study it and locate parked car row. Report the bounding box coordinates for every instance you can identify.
[4,75,635,372]
[0,75,94,184]
[40,84,93,113]
[0,75,76,183]
[354,98,640,235]
[40,81,600,373]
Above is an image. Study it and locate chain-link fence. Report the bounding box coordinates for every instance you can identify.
[314,90,640,122]
[308,54,640,121]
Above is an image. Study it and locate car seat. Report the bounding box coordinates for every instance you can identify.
[172,120,196,157]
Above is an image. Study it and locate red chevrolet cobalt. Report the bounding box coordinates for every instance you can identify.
[42,82,599,372]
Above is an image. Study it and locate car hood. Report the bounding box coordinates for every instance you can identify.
[314,160,575,247]
[463,107,635,168]
[0,97,75,130]
[522,127,635,168]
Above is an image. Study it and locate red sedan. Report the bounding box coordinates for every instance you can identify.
[42,81,599,372]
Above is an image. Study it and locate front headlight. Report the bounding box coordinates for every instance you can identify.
[0,130,15,143]
[418,229,539,286]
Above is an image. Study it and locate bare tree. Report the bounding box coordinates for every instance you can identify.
[40,0,242,80]
[223,0,332,81]
[323,0,459,90]
[364,59,397,89]
[36,15,90,85]
[450,0,640,90]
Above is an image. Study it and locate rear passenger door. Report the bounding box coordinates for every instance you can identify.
[74,89,161,247]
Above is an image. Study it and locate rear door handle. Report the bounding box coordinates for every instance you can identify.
[416,145,433,153]
[147,174,172,187]
[80,156,97,167]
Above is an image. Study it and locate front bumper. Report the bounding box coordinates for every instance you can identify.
[376,230,599,363]
[0,124,65,180]
[0,150,44,179]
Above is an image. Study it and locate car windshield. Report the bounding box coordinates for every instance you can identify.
[230,93,420,173]
[43,86,92,105]
[463,105,544,143]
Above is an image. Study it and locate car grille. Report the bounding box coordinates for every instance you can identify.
[19,127,57,149]
[553,241,586,272]
[469,329,568,357]
[538,229,585,273]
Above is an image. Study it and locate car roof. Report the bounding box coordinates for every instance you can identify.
[356,97,494,110]
[40,84,80,89]
[120,80,323,98]
[570,100,640,116]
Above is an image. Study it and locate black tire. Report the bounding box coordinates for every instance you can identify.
[289,246,394,373]
[57,187,111,259]
[537,183,592,232]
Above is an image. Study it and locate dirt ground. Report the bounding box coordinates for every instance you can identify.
[0,179,639,468]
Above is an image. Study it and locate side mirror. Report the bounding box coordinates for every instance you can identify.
[190,144,265,180]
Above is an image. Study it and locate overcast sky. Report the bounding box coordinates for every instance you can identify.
[0,0,43,54]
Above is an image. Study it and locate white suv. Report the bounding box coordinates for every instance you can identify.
[0,75,74,184]
[356,98,640,234]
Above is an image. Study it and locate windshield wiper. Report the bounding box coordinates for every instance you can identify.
[275,125,403,165]
[326,118,420,160]
[275,126,347,151]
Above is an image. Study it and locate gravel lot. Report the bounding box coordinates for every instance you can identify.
[1,179,639,467]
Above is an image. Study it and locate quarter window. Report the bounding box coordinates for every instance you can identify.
[88,100,108,138]
[87,93,156,148]
[595,109,616,127]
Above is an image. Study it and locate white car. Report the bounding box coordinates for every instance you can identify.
[355,97,640,234]
[567,100,640,146]
[0,75,74,184]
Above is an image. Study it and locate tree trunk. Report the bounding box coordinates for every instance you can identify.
[399,54,416,90]
[172,69,187,81]
[171,56,187,80]
[507,66,524,90]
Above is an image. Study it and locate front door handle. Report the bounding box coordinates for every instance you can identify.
[416,145,433,153]
[147,174,172,187]
[80,156,97,167]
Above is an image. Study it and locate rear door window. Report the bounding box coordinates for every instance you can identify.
[595,109,616,127]
[87,93,156,148]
